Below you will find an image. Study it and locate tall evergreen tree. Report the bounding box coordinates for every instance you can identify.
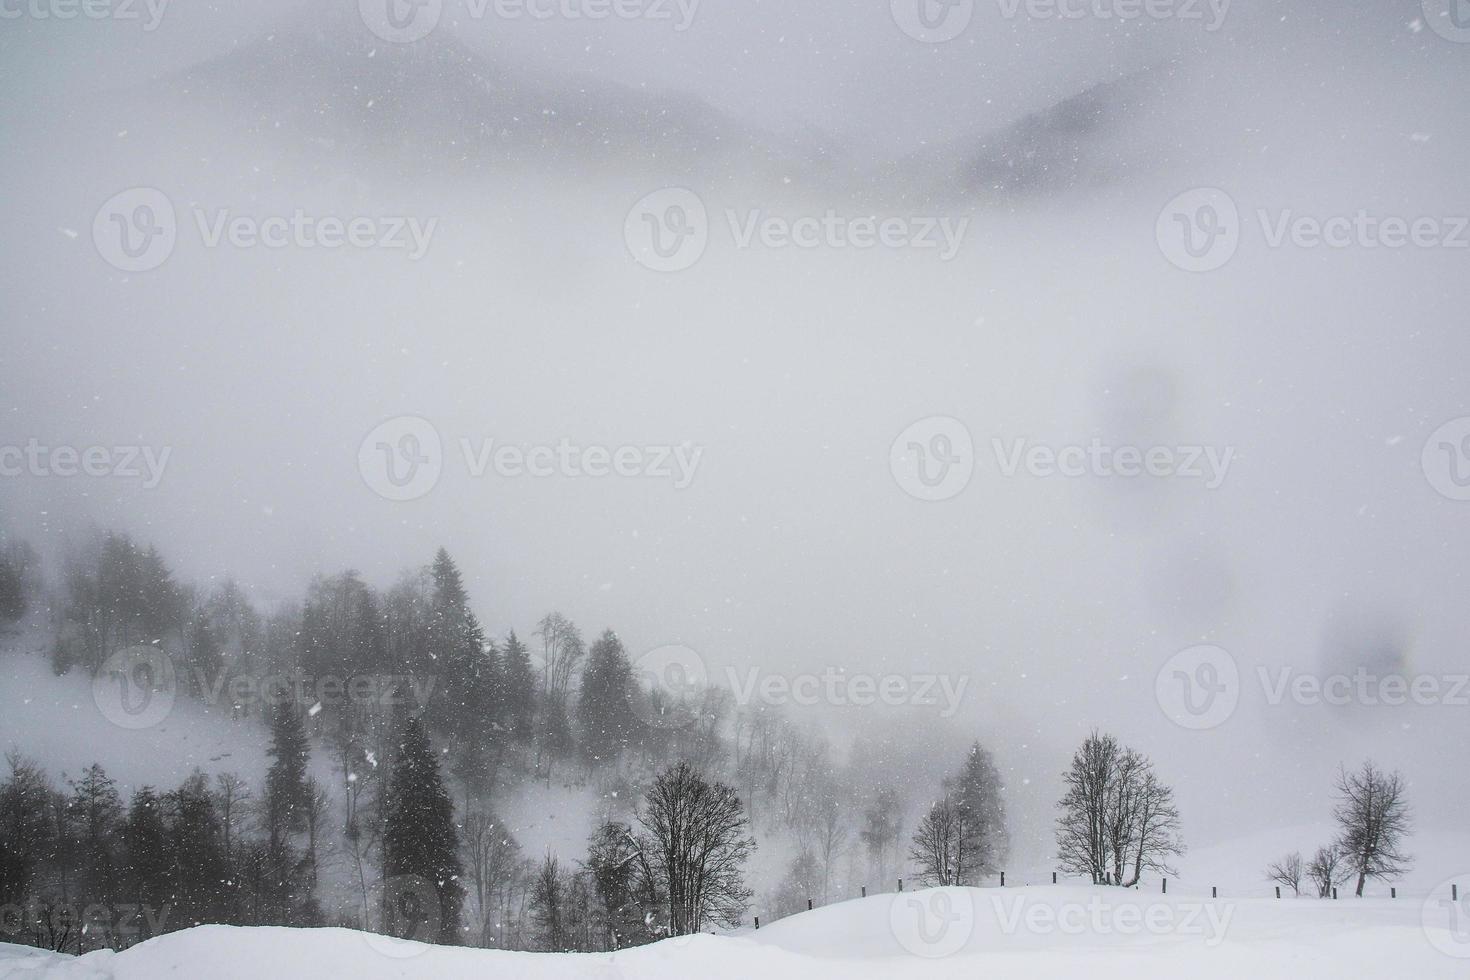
[123,786,170,916]
[576,630,638,762]
[949,742,1008,880]
[501,631,536,743]
[67,764,123,906]
[264,702,311,849]
[383,716,464,945]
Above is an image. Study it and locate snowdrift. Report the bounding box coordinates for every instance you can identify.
[4,884,1466,979]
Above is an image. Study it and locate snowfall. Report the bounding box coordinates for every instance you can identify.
[2,638,1468,977]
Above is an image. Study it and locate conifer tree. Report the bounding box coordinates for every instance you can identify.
[383,716,464,945]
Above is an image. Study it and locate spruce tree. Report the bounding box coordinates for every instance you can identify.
[123,786,170,920]
[576,630,638,761]
[264,702,311,849]
[501,631,536,743]
[383,716,464,944]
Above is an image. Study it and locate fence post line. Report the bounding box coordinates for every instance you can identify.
[1332,887,1338,900]
[1052,872,1057,885]
[861,886,866,898]
[1212,886,1217,899]
[807,899,813,911]
[1391,888,1396,899]
[898,878,904,892]
[754,916,760,930]
[1000,871,1005,887]
[1275,886,1280,899]
[1162,878,1167,894]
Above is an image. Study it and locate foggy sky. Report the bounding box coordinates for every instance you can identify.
[2,0,1468,863]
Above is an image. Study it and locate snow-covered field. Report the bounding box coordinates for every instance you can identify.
[3,883,1467,979]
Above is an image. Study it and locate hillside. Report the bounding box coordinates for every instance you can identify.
[4,883,1466,978]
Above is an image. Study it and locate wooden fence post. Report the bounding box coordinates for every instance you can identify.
[861,886,866,898]
[1212,886,1217,898]
[1162,878,1167,894]
[807,899,813,911]
[1275,886,1280,899]
[1052,872,1057,884]
[898,878,904,892]
[1000,872,1005,887]
[754,917,760,930]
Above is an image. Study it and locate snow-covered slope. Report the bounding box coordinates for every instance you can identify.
[5,883,1467,979]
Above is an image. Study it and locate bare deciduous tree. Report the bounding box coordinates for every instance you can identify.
[637,761,754,935]
[1333,761,1412,897]
[1056,731,1183,886]
[1266,851,1304,896]
[909,796,966,887]
[1306,844,1347,898]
